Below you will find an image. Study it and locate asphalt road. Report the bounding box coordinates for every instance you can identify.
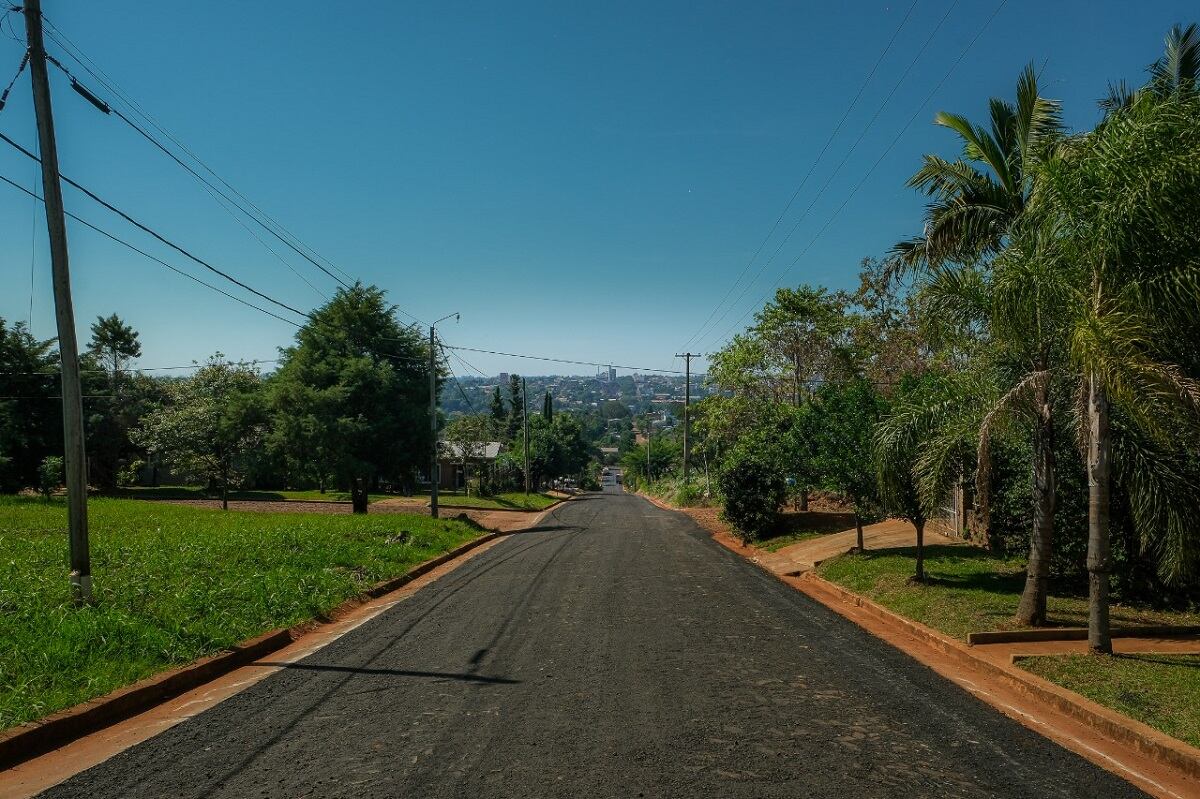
[41,487,1146,798]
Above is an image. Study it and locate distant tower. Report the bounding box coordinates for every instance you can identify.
[608,365,616,382]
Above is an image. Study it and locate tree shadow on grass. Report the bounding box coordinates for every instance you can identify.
[1114,653,1200,669]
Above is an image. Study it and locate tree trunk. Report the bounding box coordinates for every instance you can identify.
[854,512,864,551]
[914,519,926,583]
[1087,373,1112,654]
[799,488,808,512]
[1016,392,1056,626]
[221,480,228,511]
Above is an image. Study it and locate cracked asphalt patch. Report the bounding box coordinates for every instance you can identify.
[38,488,1147,798]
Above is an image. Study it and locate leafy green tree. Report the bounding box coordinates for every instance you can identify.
[506,374,523,441]
[133,357,267,509]
[813,379,886,550]
[517,413,591,488]
[0,319,61,492]
[37,455,63,499]
[269,284,432,510]
[542,390,553,421]
[718,446,786,544]
[490,385,506,434]
[85,314,145,490]
[88,314,141,386]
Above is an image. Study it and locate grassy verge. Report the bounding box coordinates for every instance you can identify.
[1020,654,1200,748]
[430,491,559,511]
[0,495,481,731]
[816,545,1200,640]
[116,486,391,503]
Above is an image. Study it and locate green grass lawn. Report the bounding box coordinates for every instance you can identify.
[116,486,390,503]
[430,491,559,511]
[817,545,1200,640]
[1021,654,1200,748]
[0,495,482,731]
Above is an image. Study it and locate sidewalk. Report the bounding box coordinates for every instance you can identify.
[753,517,962,575]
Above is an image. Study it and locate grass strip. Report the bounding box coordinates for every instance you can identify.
[1021,653,1200,749]
[0,495,480,730]
[816,544,1200,641]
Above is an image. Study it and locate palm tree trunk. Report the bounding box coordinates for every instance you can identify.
[1017,396,1056,626]
[914,519,926,583]
[1087,372,1113,654]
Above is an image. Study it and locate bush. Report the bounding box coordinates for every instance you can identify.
[37,456,63,499]
[717,449,785,543]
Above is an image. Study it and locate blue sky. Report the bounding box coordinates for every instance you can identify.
[0,1,1193,377]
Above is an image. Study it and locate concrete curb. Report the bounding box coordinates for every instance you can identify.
[796,572,1200,783]
[967,626,1200,645]
[0,530,501,770]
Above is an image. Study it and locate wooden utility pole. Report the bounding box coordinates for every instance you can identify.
[676,352,695,484]
[522,377,530,494]
[429,324,439,519]
[428,313,459,518]
[25,0,90,603]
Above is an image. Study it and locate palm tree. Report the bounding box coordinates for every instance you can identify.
[890,67,1067,625]
[1031,92,1200,653]
[891,64,1061,272]
[1100,23,1199,113]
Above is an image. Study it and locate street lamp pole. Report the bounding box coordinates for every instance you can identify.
[429,312,459,519]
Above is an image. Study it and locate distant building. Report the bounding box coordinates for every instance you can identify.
[436,441,502,490]
[608,366,617,382]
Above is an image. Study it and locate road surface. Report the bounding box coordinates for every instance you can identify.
[40,486,1145,798]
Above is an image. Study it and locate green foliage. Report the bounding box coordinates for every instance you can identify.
[37,456,62,499]
[515,413,591,487]
[717,447,785,543]
[0,318,60,492]
[506,374,523,441]
[490,385,506,434]
[0,496,481,730]
[133,357,267,503]
[268,284,432,492]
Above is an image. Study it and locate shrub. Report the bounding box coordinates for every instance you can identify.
[717,449,785,543]
[37,456,63,499]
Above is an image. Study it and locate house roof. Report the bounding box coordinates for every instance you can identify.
[439,441,502,460]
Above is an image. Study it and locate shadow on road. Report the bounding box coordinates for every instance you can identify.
[256,662,520,684]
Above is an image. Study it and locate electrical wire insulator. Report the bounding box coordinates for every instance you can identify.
[69,76,109,113]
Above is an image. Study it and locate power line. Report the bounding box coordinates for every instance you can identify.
[442,344,685,375]
[679,0,919,349]
[0,171,305,327]
[690,0,962,350]
[37,15,428,327]
[0,359,282,377]
[436,341,478,412]
[704,0,1008,350]
[0,130,312,321]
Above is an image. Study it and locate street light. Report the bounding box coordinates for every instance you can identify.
[430,312,459,519]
